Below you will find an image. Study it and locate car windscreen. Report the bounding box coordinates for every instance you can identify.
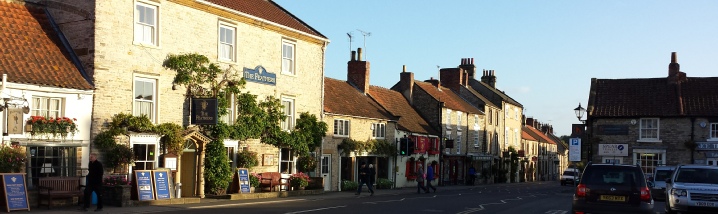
[674,168,718,184]
[654,170,674,181]
[563,171,576,176]
[582,166,645,187]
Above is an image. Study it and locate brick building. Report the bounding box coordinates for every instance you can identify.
[39,0,328,197]
[586,52,718,176]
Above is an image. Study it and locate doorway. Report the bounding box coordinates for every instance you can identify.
[321,155,331,191]
[181,140,197,197]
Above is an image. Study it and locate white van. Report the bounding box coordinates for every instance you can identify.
[560,168,580,186]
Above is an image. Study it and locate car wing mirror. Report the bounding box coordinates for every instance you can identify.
[647,181,654,188]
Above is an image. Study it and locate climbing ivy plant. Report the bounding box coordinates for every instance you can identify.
[162,53,328,194]
[337,138,396,157]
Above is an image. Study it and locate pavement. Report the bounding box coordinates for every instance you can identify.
[21,182,532,214]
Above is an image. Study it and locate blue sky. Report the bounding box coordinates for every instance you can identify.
[275,0,718,137]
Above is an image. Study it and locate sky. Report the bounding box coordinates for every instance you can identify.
[274,0,718,137]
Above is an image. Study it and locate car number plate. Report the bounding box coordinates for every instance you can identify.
[696,202,716,207]
[599,195,625,202]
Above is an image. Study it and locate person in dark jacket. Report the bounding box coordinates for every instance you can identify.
[355,162,374,196]
[81,153,103,212]
[426,162,437,192]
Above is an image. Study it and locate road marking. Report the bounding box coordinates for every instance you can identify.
[189,199,306,209]
[545,210,568,214]
[363,198,406,204]
[456,194,546,214]
[284,205,347,214]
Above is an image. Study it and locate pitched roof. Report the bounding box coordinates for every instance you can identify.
[324,77,395,120]
[589,77,718,117]
[205,0,326,39]
[467,79,522,108]
[414,81,484,115]
[368,85,438,135]
[0,1,93,90]
[523,125,555,145]
[521,128,537,141]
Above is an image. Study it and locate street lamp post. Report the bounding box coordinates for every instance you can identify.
[574,103,590,163]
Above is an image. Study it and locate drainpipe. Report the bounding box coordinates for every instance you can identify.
[690,117,695,164]
[437,102,445,186]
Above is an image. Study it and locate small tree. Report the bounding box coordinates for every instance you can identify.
[204,140,232,195]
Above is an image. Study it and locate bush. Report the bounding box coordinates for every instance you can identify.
[376,178,393,189]
[249,173,261,188]
[103,176,130,187]
[204,140,232,195]
[0,144,26,173]
[341,180,358,191]
[236,150,259,168]
[296,156,317,172]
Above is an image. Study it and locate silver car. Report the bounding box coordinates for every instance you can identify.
[650,165,675,201]
[665,164,718,214]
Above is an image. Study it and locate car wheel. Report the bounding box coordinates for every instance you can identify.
[665,200,676,214]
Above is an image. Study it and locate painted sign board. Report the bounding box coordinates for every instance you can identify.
[243,66,277,85]
[153,170,171,200]
[237,168,251,194]
[134,170,155,201]
[598,144,629,156]
[1,173,29,212]
[697,142,718,150]
[191,98,218,125]
[569,138,581,162]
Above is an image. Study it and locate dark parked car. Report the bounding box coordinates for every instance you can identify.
[571,163,654,214]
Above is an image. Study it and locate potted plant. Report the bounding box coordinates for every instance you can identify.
[288,172,310,190]
[249,172,261,193]
[0,144,26,173]
[102,176,131,207]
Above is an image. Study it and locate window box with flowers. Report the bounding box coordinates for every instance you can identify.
[26,116,78,138]
[288,172,310,190]
[0,144,26,173]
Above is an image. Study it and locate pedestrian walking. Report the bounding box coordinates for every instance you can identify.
[80,153,103,212]
[416,163,429,193]
[426,162,437,193]
[355,162,374,196]
[468,165,476,186]
[368,164,376,189]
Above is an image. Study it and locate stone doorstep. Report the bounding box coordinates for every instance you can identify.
[130,198,201,206]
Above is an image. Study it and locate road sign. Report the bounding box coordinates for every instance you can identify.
[569,138,581,161]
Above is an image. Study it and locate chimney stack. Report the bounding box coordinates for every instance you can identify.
[440,67,463,92]
[480,69,497,88]
[667,52,687,84]
[425,77,441,88]
[459,57,477,80]
[347,48,370,94]
[400,65,415,104]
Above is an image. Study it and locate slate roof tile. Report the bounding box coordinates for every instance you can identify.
[414,81,484,115]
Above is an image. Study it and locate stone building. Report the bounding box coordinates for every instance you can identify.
[586,52,718,176]
[524,119,559,181]
[39,0,328,197]
[0,0,94,190]
[520,128,539,182]
[393,68,484,186]
[322,50,397,191]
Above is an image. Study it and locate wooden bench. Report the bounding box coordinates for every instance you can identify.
[258,172,287,192]
[37,177,84,209]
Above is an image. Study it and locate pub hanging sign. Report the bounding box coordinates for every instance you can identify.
[191,98,218,125]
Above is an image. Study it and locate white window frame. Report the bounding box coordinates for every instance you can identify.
[134,1,159,46]
[504,127,509,147]
[280,97,295,131]
[279,148,295,174]
[334,119,349,137]
[133,77,157,123]
[372,123,386,139]
[505,106,510,119]
[514,129,519,147]
[710,123,718,140]
[446,109,452,130]
[515,108,519,120]
[282,39,296,75]
[474,130,480,148]
[638,118,660,142]
[32,97,63,118]
[129,136,161,175]
[220,93,236,125]
[218,22,236,62]
[632,149,666,176]
[456,111,462,130]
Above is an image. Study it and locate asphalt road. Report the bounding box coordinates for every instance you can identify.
[32,182,669,214]
[143,182,666,214]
